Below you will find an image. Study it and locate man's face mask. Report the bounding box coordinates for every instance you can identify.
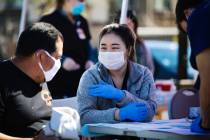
[98,51,125,70]
[71,2,85,15]
[38,51,61,82]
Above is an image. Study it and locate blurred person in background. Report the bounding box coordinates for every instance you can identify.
[40,0,94,98]
[176,0,210,133]
[0,22,62,140]
[114,10,155,75]
[77,24,157,131]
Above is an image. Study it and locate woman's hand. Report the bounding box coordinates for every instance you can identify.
[88,82,125,101]
[62,57,80,71]
[119,102,149,122]
[191,117,210,133]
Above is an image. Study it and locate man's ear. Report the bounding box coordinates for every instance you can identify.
[35,50,45,63]
[35,50,53,71]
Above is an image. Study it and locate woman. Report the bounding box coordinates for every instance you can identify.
[77,23,157,126]
[40,0,93,98]
[114,10,155,74]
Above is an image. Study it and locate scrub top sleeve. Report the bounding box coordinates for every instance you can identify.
[188,2,210,57]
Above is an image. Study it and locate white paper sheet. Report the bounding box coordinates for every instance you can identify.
[87,119,210,135]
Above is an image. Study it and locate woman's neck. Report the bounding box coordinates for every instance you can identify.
[109,62,128,89]
[62,6,75,23]
[62,5,71,13]
[109,64,127,77]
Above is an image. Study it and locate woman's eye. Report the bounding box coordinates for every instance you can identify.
[112,47,120,50]
[100,47,106,50]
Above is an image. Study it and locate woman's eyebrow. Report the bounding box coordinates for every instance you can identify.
[112,43,120,46]
[100,43,106,46]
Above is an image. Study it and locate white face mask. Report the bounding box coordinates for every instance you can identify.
[98,51,125,70]
[39,51,61,82]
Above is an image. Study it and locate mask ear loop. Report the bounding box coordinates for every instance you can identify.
[44,51,57,63]
[38,51,56,71]
[36,51,46,75]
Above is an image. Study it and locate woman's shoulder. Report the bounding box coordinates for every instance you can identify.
[129,62,154,85]
[131,61,147,70]
[78,63,106,89]
[130,62,152,76]
[81,63,101,80]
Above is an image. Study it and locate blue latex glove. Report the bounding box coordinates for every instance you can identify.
[89,82,125,101]
[191,116,210,133]
[119,102,149,122]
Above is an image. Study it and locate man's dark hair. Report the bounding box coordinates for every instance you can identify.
[16,22,63,57]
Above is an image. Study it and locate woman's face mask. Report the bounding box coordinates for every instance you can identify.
[98,33,128,70]
[98,51,125,70]
[38,51,61,82]
[71,2,85,15]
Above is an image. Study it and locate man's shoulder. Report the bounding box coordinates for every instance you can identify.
[0,60,11,72]
[0,60,12,84]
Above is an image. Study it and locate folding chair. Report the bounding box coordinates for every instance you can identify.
[168,88,200,119]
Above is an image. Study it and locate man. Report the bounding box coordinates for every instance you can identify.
[176,0,210,133]
[0,22,63,139]
[40,0,94,98]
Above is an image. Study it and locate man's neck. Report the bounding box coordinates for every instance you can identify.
[11,56,42,84]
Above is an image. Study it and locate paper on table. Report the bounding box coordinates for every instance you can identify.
[149,119,210,135]
[88,121,167,132]
[87,119,210,135]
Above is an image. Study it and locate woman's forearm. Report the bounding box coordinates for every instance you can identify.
[80,108,119,126]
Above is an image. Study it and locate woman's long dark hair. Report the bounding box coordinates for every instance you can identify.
[99,23,136,61]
